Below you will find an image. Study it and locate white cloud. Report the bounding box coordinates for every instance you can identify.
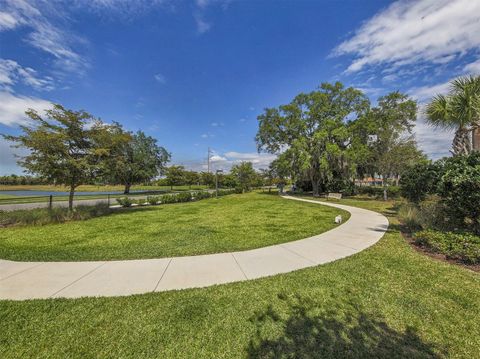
[0,139,29,175]
[0,59,54,91]
[223,151,277,169]
[0,11,18,30]
[0,0,88,73]
[203,151,277,171]
[154,73,166,84]
[173,150,277,172]
[408,80,451,102]
[414,111,453,160]
[333,0,480,73]
[464,58,480,74]
[0,91,52,126]
[195,14,211,34]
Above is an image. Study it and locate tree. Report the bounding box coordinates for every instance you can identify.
[103,129,170,194]
[200,171,215,188]
[399,161,440,203]
[366,92,420,200]
[256,82,369,196]
[269,157,291,193]
[184,171,200,189]
[2,104,109,210]
[426,75,480,155]
[165,165,185,190]
[230,161,257,192]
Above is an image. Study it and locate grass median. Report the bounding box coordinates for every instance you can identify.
[0,192,348,261]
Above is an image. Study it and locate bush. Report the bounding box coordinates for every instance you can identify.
[136,198,147,205]
[437,152,480,234]
[192,191,213,200]
[116,197,134,207]
[400,162,440,203]
[0,203,112,227]
[175,192,193,202]
[160,194,178,204]
[147,196,160,205]
[355,186,400,199]
[414,230,480,264]
[398,203,422,231]
[398,200,451,232]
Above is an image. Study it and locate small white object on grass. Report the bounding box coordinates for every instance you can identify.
[335,215,342,224]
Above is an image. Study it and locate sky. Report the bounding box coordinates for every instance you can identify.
[1,0,480,175]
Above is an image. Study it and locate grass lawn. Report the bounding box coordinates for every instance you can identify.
[0,192,348,261]
[1,197,479,358]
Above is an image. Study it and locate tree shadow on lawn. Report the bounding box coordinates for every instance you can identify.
[247,294,444,359]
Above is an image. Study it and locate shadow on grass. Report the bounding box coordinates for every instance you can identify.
[248,295,443,359]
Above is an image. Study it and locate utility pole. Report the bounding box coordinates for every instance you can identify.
[207,147,212,173]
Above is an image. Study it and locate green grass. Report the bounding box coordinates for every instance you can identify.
[1,197,479,358]
[0,192,348,261]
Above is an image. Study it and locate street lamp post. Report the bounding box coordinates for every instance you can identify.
[215,169,223,198]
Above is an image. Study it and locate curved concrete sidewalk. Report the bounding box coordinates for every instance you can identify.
[0,196,389,300]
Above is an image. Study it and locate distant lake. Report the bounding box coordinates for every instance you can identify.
[0,190,145,197]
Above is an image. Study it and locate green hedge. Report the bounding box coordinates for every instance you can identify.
[414,230,480,264]
[116,189,239,208]
[355,186,400,199]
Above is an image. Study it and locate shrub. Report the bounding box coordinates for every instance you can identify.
[399,200,451,232]
[192,191,213,200]
[0,203,112,227]
[160,194,178,204]
[414,230,480,264]
[136,198,147,205]
[116,197,134,207]
[147,196,160,205]
[176,192,193,202]
[437,152,480,234]
[400,162,440,203]
[398,204,422,231]
[355,186,400,199]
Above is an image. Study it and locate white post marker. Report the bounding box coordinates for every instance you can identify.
[335,215,343,224]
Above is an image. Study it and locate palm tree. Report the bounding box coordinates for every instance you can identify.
[425,75,480,155]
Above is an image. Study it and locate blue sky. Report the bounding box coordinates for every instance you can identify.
[1,0,480,175]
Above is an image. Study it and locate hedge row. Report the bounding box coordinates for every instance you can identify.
[355,186,401,199]
[116,189,240,208]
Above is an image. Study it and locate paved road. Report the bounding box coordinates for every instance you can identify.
[0,196,389,300]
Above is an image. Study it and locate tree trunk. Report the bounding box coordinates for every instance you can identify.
[473,127,480,152]
[382,174,388,201]
[312,180,320,197]
[124,183,131,194]
[451,128,472,156]
[68,184,75,211]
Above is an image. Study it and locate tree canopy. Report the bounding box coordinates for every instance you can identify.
[256,82,370,196]
[2,104,112,209]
